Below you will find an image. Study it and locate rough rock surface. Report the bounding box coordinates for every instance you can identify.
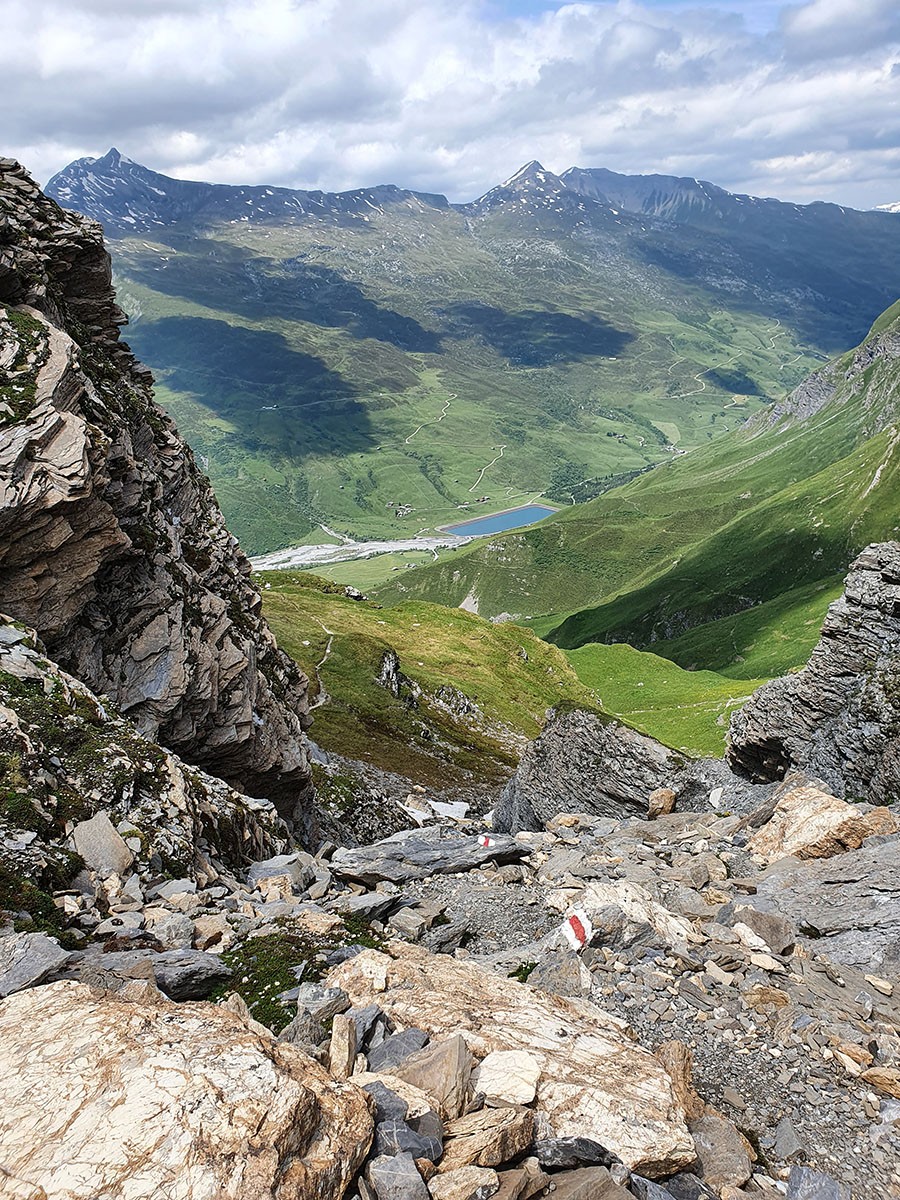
[0,617,291,888]
[0,930,70,996]
[0,980,373,1200]
[746,782,897,861]
[0,161,314,833]
[495,710,688,832]
[331,827,528,885]
[747,837,900,973]
[729,542,900,802]
[328,944,695,1177]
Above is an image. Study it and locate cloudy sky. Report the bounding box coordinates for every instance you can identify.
[5,0,900,208]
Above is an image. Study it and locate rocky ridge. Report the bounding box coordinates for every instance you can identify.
[0,159,314,833]
[729,543,900,800]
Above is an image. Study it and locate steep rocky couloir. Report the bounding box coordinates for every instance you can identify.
[728,541,900,800]
[0,160,315,837]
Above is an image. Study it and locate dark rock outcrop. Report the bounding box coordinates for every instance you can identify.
[0,160,314,835]
[494,709,689,833]
[728,542,900,801]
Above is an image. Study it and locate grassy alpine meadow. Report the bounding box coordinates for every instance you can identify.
[110,195,821,555]
[650,577,843,679]
[257,570,599,785]
[382,302,900,658]
[563,642,769,757]
[259,570,781,769]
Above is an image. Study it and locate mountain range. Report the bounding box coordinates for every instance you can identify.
[46,149,900,553]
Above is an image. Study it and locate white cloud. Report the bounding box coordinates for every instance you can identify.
[4,0,900,208]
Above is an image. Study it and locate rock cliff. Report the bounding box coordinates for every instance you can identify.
[0,160,315,836]
[728,541,900,800]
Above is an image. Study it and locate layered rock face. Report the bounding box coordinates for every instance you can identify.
[0,615,292,896]
[495,710,688,833]
[0,160,314,834]
[728,542,900,800]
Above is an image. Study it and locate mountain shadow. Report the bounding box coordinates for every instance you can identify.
[125,238,442,353]
[443,302,633,366]
[131,316,376,457]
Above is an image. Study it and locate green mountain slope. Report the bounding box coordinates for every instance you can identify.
[47,151,900,554]
[383,303,900,656]
[258,572,765,779]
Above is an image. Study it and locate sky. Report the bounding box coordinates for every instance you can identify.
[4,0,900,209]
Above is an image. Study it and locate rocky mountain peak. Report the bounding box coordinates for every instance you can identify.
[46,151,450,237]
[0,160,316,835]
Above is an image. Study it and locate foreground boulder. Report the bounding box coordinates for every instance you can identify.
[729,542,900,801]
[0,980,373,1199]
[328,944,695,1177]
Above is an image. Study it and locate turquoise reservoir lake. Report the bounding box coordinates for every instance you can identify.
[444,503,559,538]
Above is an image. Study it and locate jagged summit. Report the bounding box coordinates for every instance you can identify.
[467,158,595,221]
[46,149,450,236]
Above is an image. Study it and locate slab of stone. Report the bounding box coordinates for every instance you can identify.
[248,853,314,889]
[731,907,795,955]
[296,982,350,1023]
[786,1166,851,1200]
[773,1116,804,1161]
[329,1013,357,1080]
[330,892,400,921]
[474,1050,541,1108]
[492,1168,528,1200]
[151,877,197,900]
[664,1175,720,1200]
[350,1002,386,1046]
[439,1107,534,1172]
[0,932,71,998]
[330,828,527,886]
[527,950,592,998]
[329,946,694,1177]
[630,1178,677,1200]
[70,811,133,876]
[353,1072,438,1119]
[749,785,897,861]
[533,1137,615,1170]
[368,1028,430,1073]
[392,1034,473,1121]
[428,1166,499,1200]
[77,947,231,1000]
[368,1153,431,1200]
[373,1117,442,1162]
[389,907,429,939]
[364,1081,410,1123]
[142,908,194,950]
[544,1167,628,1200]
[747,839,900,973]
[0,980,372,1200]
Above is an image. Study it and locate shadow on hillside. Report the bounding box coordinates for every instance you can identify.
[442,302,633,366]
[126,238,442,353]
[134,316,376,458]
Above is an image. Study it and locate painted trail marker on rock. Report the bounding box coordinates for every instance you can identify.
[562,911,593,950]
